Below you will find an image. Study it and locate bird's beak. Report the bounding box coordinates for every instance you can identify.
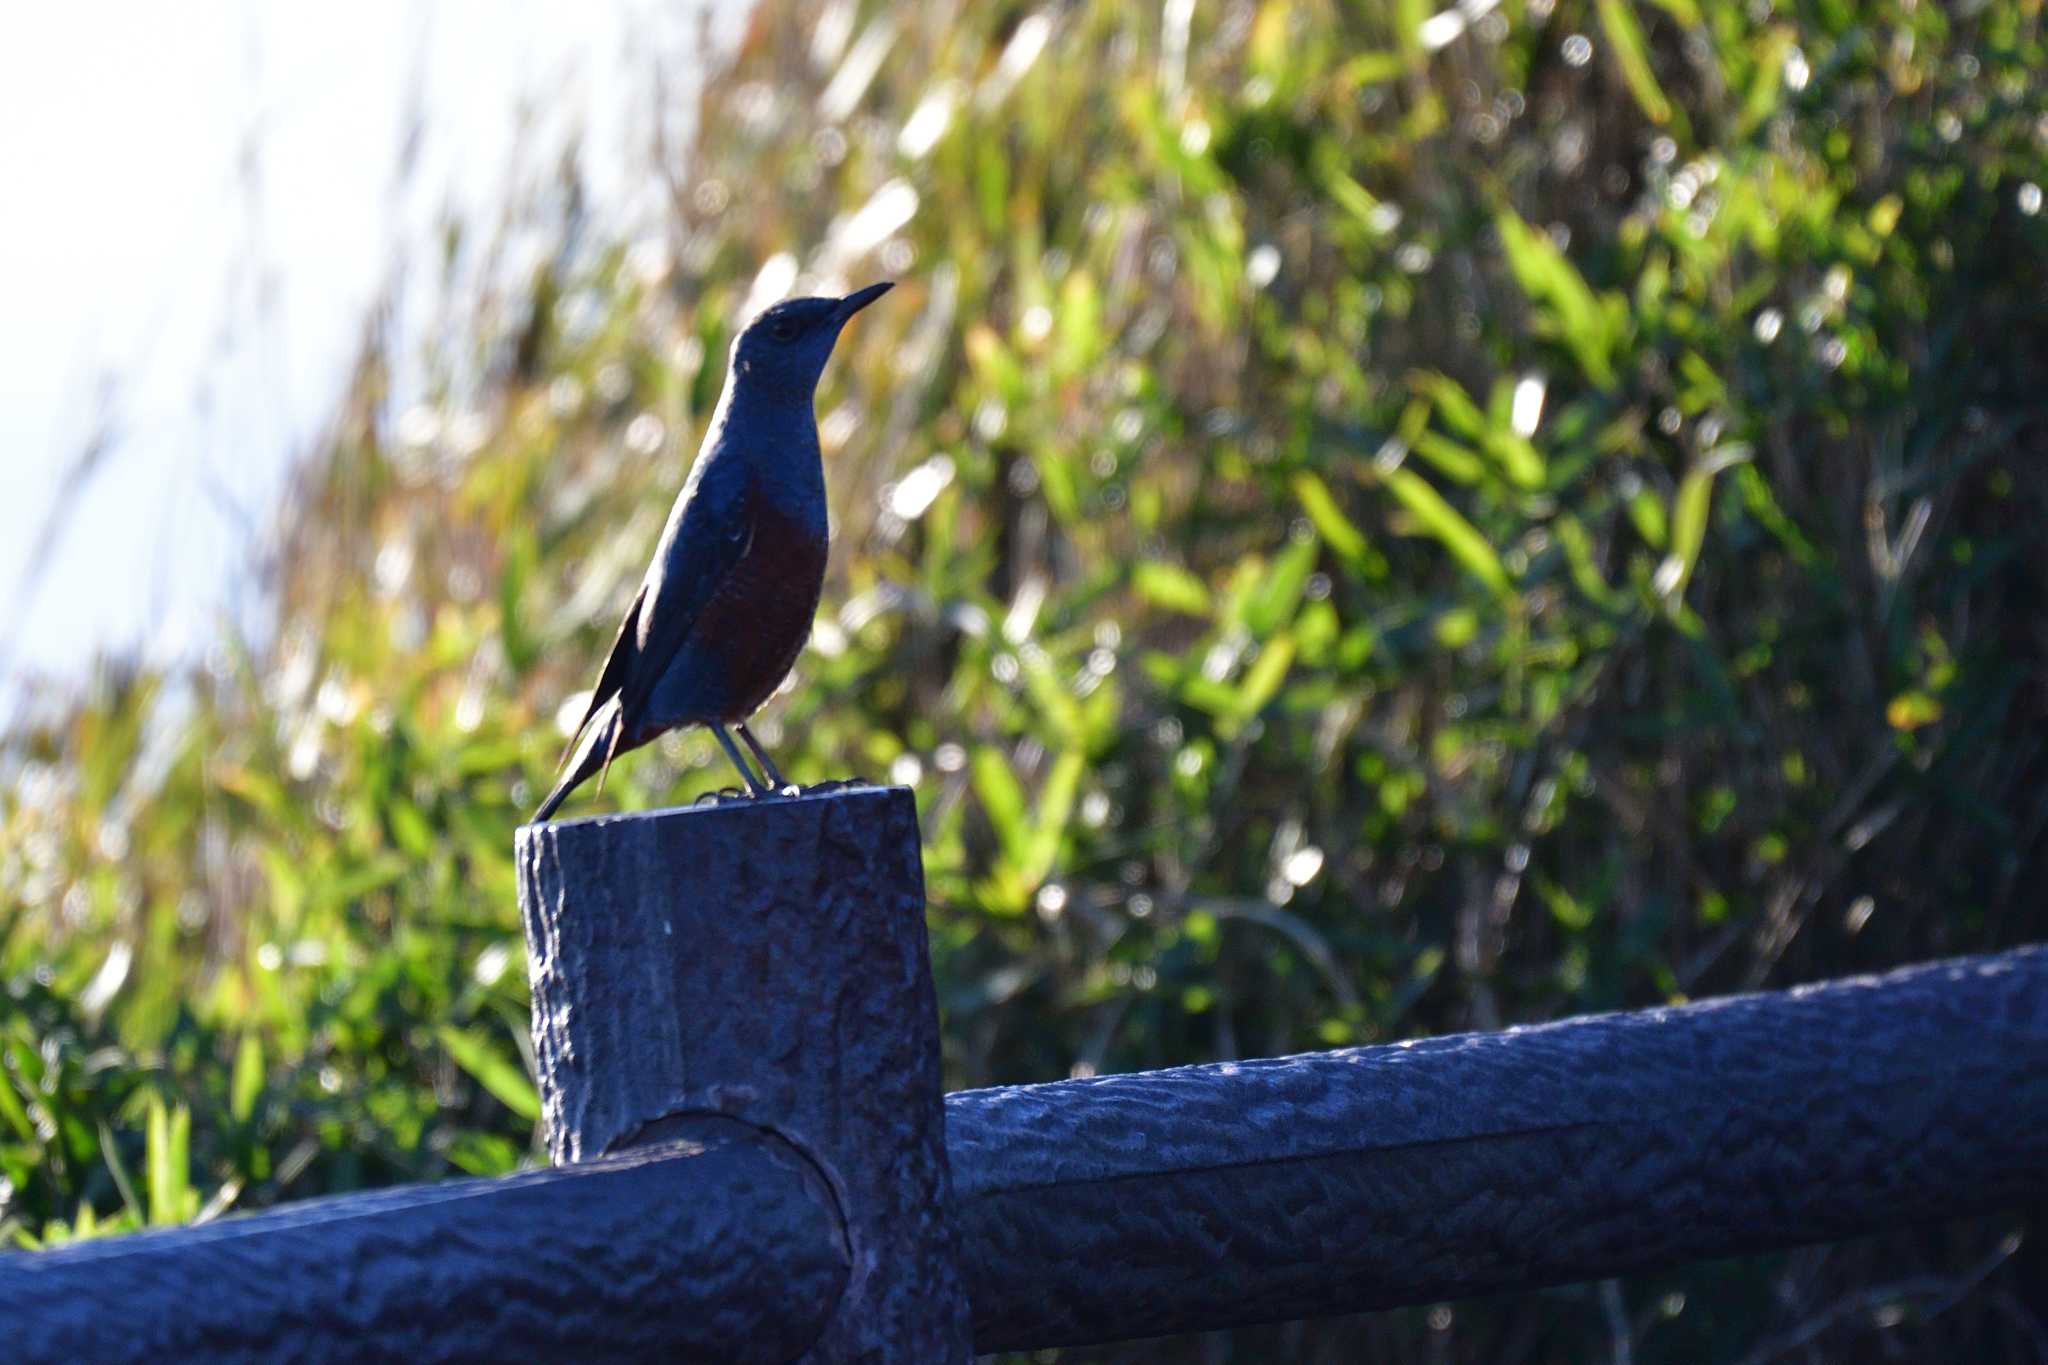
[833,281,894,322]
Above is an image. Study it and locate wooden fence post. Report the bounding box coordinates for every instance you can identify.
[516,785,971,1362]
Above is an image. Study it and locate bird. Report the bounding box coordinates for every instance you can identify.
[530,281,893,822]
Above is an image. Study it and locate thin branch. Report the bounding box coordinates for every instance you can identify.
[1731,1232,2023,1365]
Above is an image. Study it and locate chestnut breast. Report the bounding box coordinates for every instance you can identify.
[678,484,830,722]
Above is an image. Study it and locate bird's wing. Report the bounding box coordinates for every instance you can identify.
[614,476,757,722]
[554,461,756,762]
[554,582,647,763]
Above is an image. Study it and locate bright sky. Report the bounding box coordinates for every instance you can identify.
[0,1,746,702]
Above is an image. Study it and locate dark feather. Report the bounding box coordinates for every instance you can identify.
[537,464,760,816]
[556,583,646,765]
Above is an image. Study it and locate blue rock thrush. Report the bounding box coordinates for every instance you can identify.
[531,281,892,821]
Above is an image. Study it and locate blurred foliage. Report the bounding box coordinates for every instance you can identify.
[4,0,2046,1357]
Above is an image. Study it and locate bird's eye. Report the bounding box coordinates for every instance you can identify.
[770,317,798,342]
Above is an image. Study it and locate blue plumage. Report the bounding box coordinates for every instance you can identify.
[533,282,892,820]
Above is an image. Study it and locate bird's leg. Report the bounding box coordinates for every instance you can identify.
[710,724,770,796]
[735,723,790,793]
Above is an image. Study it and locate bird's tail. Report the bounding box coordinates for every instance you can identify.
[532,699,623,822]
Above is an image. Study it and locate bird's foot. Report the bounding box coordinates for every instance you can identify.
[692,785,759,807]
[786,777,873,798]
[691,777,874,806]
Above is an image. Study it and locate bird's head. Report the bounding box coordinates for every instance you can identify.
[729,282,893,398]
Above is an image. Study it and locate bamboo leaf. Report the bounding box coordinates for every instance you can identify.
[1022,750,1085,883]
[1411,371,1489,440]
[1738,25,1797,135]
[1887,692,1943,730]
[1596,0,1676,126]
[972,747,1032,865]
[145,1095,192,1226]
[231,1034,263,1124]
[0,1067,35,1143]
[1655,446,1750,604]
[1497,211,1623,389]
[1630,487,1670,549]
[1553,513,1631,612]
[1132,560,1212,615]
[1233,635,1297,727]
[1292,471,1385,578]
[1244,533,1319,637]
[1383,469,1515,599]
[97,1122,143,1224]
[1411,433,1489,485]
[1019,648,1087,747]
[1336,51,1406,87]
[1485,431,1547,490]
[438,1026,541,1122]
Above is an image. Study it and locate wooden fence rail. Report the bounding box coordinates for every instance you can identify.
[5,786,2043,1361]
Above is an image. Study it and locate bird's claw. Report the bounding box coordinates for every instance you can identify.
[691,777,873,807]
[790,777,872,797]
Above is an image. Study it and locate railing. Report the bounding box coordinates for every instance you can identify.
[6,786,2044,1361]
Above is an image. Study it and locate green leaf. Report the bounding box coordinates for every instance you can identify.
[1644,0,1700,25]
[1410,433,1488,485]
[1596,0,1675,126]
[1019,648,1088,749]
[145,1095,193,1227]
[387,796,434,859]
[1383,468,1515,600]
[1243,533,1319,637]
[1232,634,1297,727]
[446,1131,524,1177]
[231,1034,263,1124]
[1657,445,1750,605]
[1393,0,1430,62]
[97,1122,143,1224]
[1033,450,1083,525]
[438,1026,541,1122]
[975,138,1009,234]
[498,528,537,671]
[972,747,1031,866]
[1553,513,1631,612]
[1336,51,1406,87]
[1629,486,1669,549]
[1496,211,1624,389]
[1536,876,1597,930]
[1319,160,1384,229]
[1292,471,1385,578]
[259,848,307,931]
[1021,750,1085,884]
[1486,433,1546,490]
[1178,673,1245,719]
[0,1066,34,1143]
[1411,371,1488,440]
[1735,464,1823,567]
[1435,607,1481,649]
[1738,25,1796,136]
[1666,469,1714,582]
[1132,560,1212,615]
[1054,270,1104,375]
[1887,692,1943,730]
